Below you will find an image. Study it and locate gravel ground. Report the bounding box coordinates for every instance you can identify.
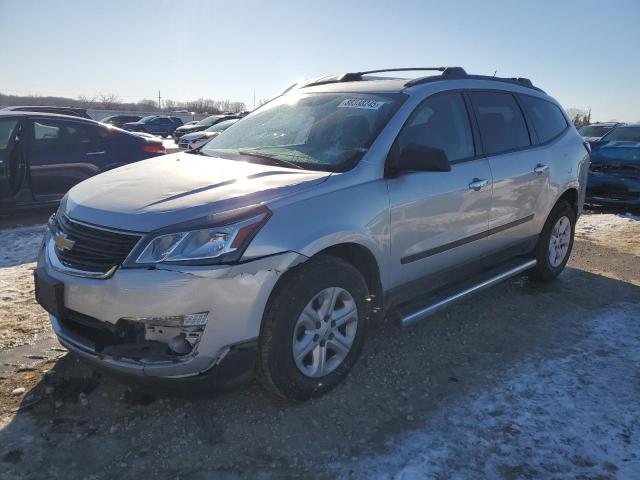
[0,212,638,479]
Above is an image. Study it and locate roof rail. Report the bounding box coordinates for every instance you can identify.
[299,67,467,88]
[406,72,543,92]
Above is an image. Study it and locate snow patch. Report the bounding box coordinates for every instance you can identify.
[329,303,640,479]
[576,212,640,235]
[0,225,46,268]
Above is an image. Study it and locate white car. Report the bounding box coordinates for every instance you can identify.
[178,119,239,150]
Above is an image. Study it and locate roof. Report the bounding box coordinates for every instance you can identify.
[0,111,98,122]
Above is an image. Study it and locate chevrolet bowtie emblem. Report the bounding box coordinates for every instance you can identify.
[54,233,76,252]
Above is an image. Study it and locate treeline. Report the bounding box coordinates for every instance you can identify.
[0,92,247,114]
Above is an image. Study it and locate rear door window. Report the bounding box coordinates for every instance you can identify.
[398,92,475,162]
[33,120,100,147]
[519,95,567,143]
[469,91,531,155]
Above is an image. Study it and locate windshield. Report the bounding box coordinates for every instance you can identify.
[601,126,640,143]
[579,125,613,137]
[205,119,238,132]
[139,116,156,123]
[201,92,405,171]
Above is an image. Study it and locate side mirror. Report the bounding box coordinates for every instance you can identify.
[395,144,451,173]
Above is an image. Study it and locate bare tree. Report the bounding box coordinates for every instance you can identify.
[77,95,97,108]
[137,98,158,111]
[98,93,122,110]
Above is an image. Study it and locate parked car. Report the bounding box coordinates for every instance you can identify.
[35,67,588,400]
[586,124,640,209]
[178,118,239,150]
[122,115,183,137]
[100,114,142,128]
[578,122,624,142]
[1,105,91,119]
[172,114,239,142]
[0,112,165,210]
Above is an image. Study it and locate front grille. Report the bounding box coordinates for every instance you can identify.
[54,215,141,273]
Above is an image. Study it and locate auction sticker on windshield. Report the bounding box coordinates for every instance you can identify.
[338,98,386,110]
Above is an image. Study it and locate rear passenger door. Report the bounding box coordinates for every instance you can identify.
[468,91,546,252]
[28,118,105,201]
[387,91,493,291]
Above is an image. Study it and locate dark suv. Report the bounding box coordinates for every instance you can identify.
[1,106,91,119]
[122,115,183,137]
[0,112,165,210]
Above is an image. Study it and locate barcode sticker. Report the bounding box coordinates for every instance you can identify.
[338,98,386,110]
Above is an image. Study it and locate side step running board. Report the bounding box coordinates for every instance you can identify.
[399,259,537,328]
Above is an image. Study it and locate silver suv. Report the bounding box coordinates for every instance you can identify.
[35,67,590,399]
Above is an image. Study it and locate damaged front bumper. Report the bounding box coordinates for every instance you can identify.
[38,237,307,385]
[586,171,640,207]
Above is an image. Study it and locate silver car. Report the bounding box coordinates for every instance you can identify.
[34,67,590,399]
[178,119,239,150]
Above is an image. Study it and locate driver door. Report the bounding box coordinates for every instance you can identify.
[0,116,25,202]
[386,91,493,294]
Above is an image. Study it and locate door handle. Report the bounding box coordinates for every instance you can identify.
[86,151,106,156]
[534,164,549,174]
[468,178,489,191]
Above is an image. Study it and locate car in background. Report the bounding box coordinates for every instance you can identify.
[578,122,624,142]
[178,118,239,150]
[172,114,239,142]
[586,124,640,209]
[0,112,165,210]
[1,105,91,119]
[122,115,183,137]
[100,114,142,128]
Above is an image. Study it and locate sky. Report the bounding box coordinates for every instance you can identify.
[0,0,638,122]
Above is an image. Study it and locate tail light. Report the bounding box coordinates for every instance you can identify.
[142,143,165,154]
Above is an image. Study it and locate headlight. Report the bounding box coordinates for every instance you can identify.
[132,207,270,266]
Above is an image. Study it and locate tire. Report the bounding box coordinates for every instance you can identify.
[530,200,576,281]
[257,255,370,400]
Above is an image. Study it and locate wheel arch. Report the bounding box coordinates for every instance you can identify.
[557,187,580,215]
[268,241,386,327]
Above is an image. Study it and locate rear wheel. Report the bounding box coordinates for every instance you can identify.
[531,200,576,281]
[257,255,370,400]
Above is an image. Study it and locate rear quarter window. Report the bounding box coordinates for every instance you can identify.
[469,91,531,155]
[519,95,567,143]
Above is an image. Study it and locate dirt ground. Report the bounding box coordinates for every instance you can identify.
[0,211,639,479]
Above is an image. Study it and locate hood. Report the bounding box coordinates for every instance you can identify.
[591,141,640,163]
[64,153,331,232]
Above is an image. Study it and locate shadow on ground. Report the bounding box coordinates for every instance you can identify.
[1,266,639,479]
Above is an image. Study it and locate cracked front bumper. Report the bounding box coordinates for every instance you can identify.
[38,238,307,383]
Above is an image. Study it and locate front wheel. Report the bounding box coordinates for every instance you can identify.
[257,255,370,400]
[530,200,576,281]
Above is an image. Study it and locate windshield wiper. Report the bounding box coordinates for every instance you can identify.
[238,151,305,170]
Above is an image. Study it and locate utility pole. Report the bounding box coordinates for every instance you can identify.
[158,90,161,111]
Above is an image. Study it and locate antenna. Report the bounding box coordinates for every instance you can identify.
[493,70,497,77]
